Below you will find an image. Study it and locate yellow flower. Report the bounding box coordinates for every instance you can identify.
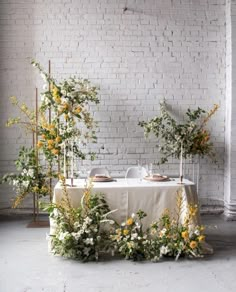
[42,123,48,129]
[41,134,46,140]
[127,242,135,249]
[199,226,205,232]
[75,106,82,114]
[126,218,133,226]
[116,228,121,235]
[50,130,56,136]
[51,149,59,155]
[123,229,129,236]
[62,103,69,110]
[190,241,198,249]
[181,231,189,240]
[40,186,48,193]
[52,86,59,96]
[198,235,205,242]
[54,96,61,104]
[55,136,62,143]
[47,145,53,150]
[37,141,44,148]
[32,186,39,192]
[47,139,54,145]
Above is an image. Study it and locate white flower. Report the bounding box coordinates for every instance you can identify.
[12,180,18,186]
[160,246,169,255]
[72,232,81,240]
[28,169,34,177]
[40,72,47,82]
[84,217,92,225]
[74,222,81,229]
[22,169,27,175]
[85,238,94,245]
[58,231,69,241]
[43,84,48,90]
[194,229,200,236]
[159,228,167,237]
[52,209,59,217]
[61,97,67,103]
[131,213,135,218]
[131,233,138,240]
[22,180,29,188]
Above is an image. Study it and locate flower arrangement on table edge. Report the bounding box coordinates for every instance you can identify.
[45,180,207,262]
[0,60,100,208]
[44,178,116,261]
[139,101,219,165]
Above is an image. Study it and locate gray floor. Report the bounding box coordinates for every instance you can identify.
[0,215,236,292]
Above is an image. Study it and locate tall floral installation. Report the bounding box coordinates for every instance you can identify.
[0,60,99,209]
[139,101,219,165]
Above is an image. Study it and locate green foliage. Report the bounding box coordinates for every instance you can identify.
[139,101,219,164]
[47,181,115,261]
[0,147,50,208]
[111,190,206,262]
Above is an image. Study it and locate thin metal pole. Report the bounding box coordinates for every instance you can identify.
[48,60,52,202]
[192,156,195,183]
[35,87,39,221]
[196,155,200,194]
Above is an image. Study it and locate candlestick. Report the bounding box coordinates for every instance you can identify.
[63,142,66,178]
[71,139,74,179]
[180,142,183,178]
[178,141,184,185]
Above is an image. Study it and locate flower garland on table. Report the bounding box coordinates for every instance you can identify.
[139,101,219,165]
[46,184,207,262]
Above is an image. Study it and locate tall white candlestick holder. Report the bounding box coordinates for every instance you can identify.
[178,142,185,185]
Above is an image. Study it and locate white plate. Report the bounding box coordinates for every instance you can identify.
[144,175,169,182]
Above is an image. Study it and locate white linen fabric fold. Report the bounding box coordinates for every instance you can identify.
[51,178,198,231]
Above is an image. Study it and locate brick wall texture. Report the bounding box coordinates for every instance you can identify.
[0,0,226,209]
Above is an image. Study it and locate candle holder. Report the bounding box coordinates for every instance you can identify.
[178,175,185,185]
[70,177,76,187]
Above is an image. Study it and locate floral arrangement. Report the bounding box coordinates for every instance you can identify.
[139,101,219,164]
[32,60,99,162]
[110,210,148,260]
[111,190,205,261]
[47,185,207,262]
[2,60,100,207]
[45,179,116,261]
[0,147,50,208]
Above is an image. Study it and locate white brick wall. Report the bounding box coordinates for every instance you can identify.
[225,0,236,219]
[0,0,226,209]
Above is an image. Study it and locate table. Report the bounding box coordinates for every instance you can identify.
[51,178,200,231]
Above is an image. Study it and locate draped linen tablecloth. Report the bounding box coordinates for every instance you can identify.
[51,178,199,233]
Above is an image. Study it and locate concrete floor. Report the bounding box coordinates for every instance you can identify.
[0,215,236,292]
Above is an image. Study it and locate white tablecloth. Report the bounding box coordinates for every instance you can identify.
[51,178,199,231]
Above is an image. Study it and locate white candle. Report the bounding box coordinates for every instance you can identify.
[71,139,74,178]
[180,142,183,177]
[63,142,66,178]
